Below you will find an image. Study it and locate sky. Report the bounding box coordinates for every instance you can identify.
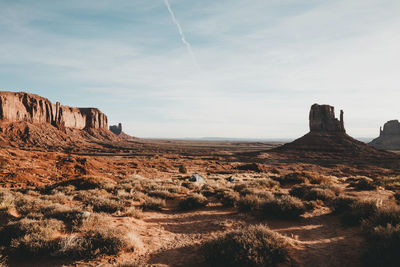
[0,0,400,139]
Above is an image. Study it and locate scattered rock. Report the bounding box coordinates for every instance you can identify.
[189,173,206,183]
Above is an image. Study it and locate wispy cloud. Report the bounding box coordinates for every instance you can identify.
[163,0,199,68]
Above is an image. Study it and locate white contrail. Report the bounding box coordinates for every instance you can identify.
[163,0,199,68]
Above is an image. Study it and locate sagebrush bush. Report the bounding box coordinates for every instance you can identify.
[147,189,176,199]
[0,218,64,257]
[220,190,240,207]
[361,205,400,232]
[48,176,116,191]
[289,184,336,201]
[275,171,332,186]
[178,193,208,211]
[237,194,266,212]
[122,207,143,219]
[340,200,378,226]
[201,224,290,267]
[56,228,138,259]
[200,184,216,197]
[179,165,188,174]
[140,197,166,211]
[261,195,307,219]
[349,176,377,191]
[329,196,357,214]
[362,224,400,267]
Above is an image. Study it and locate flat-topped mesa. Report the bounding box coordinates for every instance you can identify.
[379,120,400,136]
[370,120,400,150]
[309,104,345,133]
[0,91,107,130]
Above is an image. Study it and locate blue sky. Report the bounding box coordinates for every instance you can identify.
[1,0,400,138]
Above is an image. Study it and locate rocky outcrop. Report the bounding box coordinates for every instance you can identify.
[0,91,107,130]
[309,104,345,133]
[370,120,400,150]
[274,104,395,159]
[110,123,122,135]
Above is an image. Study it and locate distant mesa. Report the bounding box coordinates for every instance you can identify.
[274,104,393,157]
[370,120,400,150]
[0,91,121,148]
[110,123,122,135]
[109,122,135,140]
[0,91,107,130]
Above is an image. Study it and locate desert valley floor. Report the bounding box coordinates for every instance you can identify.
[1,137,400,267]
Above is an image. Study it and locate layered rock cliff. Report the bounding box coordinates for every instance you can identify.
[370,120,400,150]
[0,91,107,130]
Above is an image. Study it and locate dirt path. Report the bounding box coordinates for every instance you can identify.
[128,203,364,267]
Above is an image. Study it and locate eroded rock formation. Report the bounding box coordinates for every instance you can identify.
[370,120,400,150]
[309,104,345,133]
[110,123,122,135]
[0,91,107,130]
[274,104,395,159]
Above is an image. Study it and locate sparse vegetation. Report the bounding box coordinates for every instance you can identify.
[289,184,337,201]
[178,193,208,211]
[348,176,377,191]
[202,224,290,267]
[140,197,166,211]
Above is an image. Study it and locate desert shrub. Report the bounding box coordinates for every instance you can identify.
[178,194,208,211]
[83,196,126,213]
[261,195,307,219]
[40,192,71,204]
[121,207,143,219]
[394,192,400,204]
[163,184,189,194]
[73,189,111,202]
[0,189,15,213]
[43,205,86,225]
[13,196,70,217]
[341,200,378,226]
[0,255,6,267]
[129,191,148,201]
[237,194,265,212]
[147,189,176,199]
[275,171,332,186]
[181,181,200,190]
[0,218,64,257]
[53,176,116,191]
[179,165,188,174]
[329,196,357,214]
[201,224,290,267]
[220,190,240,207]
[56,228,139,259]
[362,224,400,267]
[376,177,400,190]
[361,205,400,231]
[200,184,216,197]
[140,197,166,211]
[289,184,336,201]
[349,176,377,191]
[74,213,108,232]
[256,178,280,188]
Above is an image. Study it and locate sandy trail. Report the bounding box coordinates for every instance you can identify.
[129,202,364,267]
